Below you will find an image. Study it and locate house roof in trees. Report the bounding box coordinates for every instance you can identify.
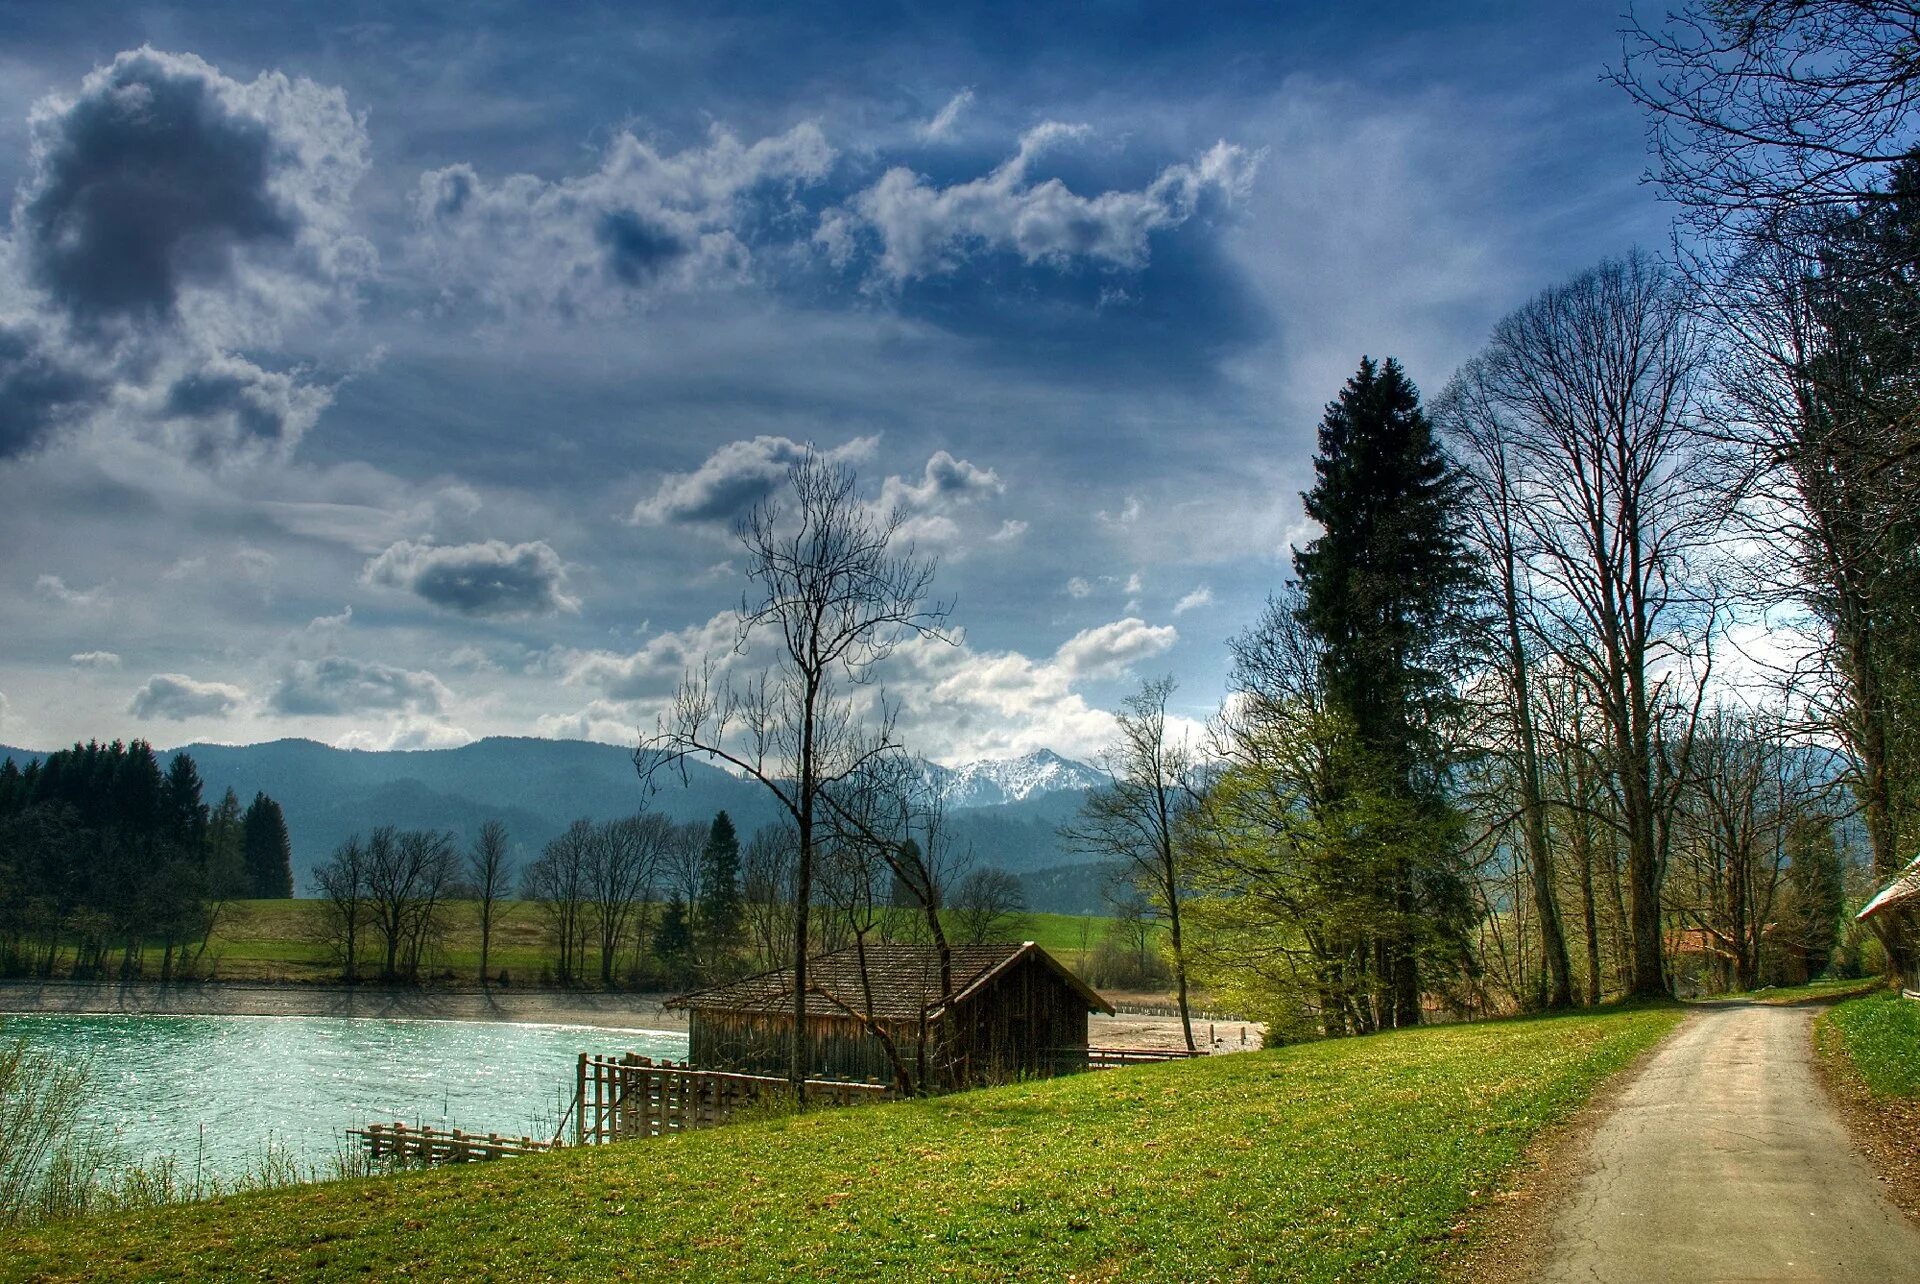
[1859,855,1920,921]
[666,942,1113,1021]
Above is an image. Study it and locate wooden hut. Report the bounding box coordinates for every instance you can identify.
[666,942,1113,1091]
[1858,855,1920,989]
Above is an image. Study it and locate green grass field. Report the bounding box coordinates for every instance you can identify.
[3,1004,1682,1282]
[124,900,1123,988]
[1821,989,1920,1097]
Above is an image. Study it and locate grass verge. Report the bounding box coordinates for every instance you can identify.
[4,1004,1681,1283]
[1815,987,1920,1223]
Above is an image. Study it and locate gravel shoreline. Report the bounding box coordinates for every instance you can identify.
[0,979,688,1032]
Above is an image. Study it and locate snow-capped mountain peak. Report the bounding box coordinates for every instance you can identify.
[925,748,1105,808]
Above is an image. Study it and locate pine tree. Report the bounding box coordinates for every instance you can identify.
[206,788,247,899]
[696,811,743,956]
[1293,356,1477,1028]
[653,897,693,980]
[162,754,208,857]
[241,793,294,899]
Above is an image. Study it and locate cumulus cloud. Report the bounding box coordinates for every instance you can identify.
[1173,585,1215,615]
[630,434,875,526]
[335,715,474,752]
[69,650,122,668]
[921,89,973,141]
[1066,577,1092,599]
[561,612,740,701]
[0,47,370,461]
[1053,617,1178,679]
[822,124,1259,282]
[34,574,109,608]
[269,655,449,716]
[988,519,1028,543]
[362,538,578,618]
[412,122,833,320]
[129,672,245,720]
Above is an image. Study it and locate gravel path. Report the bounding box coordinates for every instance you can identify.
[1541,1001,1920,1282]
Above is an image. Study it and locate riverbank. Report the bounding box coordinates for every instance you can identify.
[0,980,687,1032]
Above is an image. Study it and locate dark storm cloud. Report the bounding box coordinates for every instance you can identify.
[361,538,579,618]
[0,322,102,459]
[18,48,295,331]
[269,655,449,716]
[629,434,874,525]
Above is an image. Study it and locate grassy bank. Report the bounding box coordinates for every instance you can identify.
[5,1004,1681,1282]
[29,901,1123,988]
[1821,988,1920,1095]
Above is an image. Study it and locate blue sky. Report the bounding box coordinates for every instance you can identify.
[0,1,1672,761]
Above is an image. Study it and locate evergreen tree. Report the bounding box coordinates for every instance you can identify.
[205,788,247,899]
[1293,356,1477,1028]
[241,793,294,899]
[696,811,743,954]
[161,754,208,856]
[652,897,693,979]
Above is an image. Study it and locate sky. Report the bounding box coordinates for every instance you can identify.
[0,1,1675,763]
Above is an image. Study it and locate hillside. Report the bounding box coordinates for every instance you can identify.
[2,1005,1683,1282]
[0,739,1109,911]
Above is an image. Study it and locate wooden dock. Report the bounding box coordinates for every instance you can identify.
[576,1052,896,1145]
[348,1121,555,1164]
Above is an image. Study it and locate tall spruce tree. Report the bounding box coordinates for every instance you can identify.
[241,792,294,899]
[696,811,743,959]
[1293,356,1476,1028]
[205,788,247,899]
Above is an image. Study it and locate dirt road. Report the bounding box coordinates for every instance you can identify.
[1541,1001,1920,1282]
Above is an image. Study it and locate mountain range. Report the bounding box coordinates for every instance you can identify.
[0,738,1117,914]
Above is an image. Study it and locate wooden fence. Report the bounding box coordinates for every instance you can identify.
[574,1053,896,1145]
[1083,1046,1206,1068]
[349,1121,554,1164]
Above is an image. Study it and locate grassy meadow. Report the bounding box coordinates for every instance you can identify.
[1820,988,1920,1097]
[91,900,1126,988]
[3,1003,1682,1282]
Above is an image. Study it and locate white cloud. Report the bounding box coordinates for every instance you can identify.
[920,89,973,141]
[1053,617,1178,680]
[362,538,579,618]
[69,650,121,668]
[1066,576,1093,599]
[1173,585,1214,615]
[825,124,1259,281]
[630,434,876,525]
[561,612,741,701]
[336,715,474,752]
[129,672,245,720]
[988,519,1028,543]
[34,574,109,608]
[412,121,834,320]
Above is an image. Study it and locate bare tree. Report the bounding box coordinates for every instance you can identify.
[741,822,797,971]
[639,448,953,1089]
[310,836,368,984]
[524,820,593,986]
[586,815,668,986]
[1445,253,1724,998]
[949,867,1027,945]
[1063,676,1202,1050]
[467,820,514,986]
[1617,2,1920,241]
[363,828,459,983]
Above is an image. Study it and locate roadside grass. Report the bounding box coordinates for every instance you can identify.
[99,902,1122,988]
[1715,977,1888,1007]
[3,1004,1682,1283]
[1820,989,1920,1096]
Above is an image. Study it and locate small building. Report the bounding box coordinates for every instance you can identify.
[666,941,1113,1091]
[1858,855,1920,988]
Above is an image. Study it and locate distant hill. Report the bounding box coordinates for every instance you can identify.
[0,737,1111,910]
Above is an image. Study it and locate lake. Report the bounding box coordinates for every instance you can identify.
[1,1013,687,1179]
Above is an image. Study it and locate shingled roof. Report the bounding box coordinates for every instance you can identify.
[665,942,1113,1021]
[1859,854,1920,922]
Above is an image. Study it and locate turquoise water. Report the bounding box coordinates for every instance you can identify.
[0,1014,687,1178]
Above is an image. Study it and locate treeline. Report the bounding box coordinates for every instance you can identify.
[0,741,292,980]
[306,807,1031,989]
